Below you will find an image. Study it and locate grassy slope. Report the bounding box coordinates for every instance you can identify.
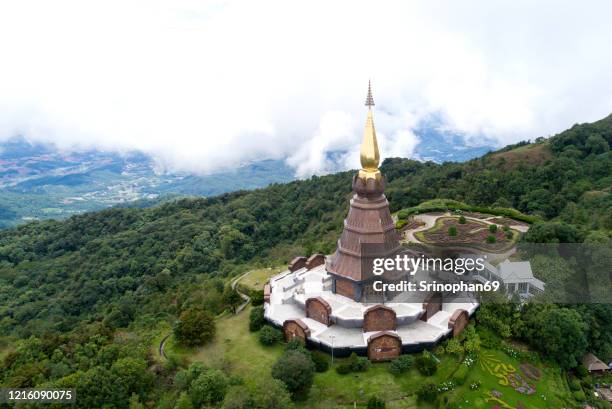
[239,267,284,291]
[488,142,553,170]
[162,302,570,409]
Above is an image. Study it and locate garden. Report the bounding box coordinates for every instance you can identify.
[414,216,519,252]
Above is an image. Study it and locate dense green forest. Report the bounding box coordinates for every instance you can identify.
[0,114,610,407]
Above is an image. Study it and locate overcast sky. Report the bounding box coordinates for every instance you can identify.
[1,0,611,176]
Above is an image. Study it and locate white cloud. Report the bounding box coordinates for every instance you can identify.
[0,0,611,176]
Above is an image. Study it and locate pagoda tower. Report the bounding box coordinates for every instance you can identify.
[326,82,401,301]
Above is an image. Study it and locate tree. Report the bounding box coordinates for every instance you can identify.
[489,224,498,233]
[367,396,386,409]
[223,285,243,313]
[271,350,315,399]
[129,394,145,409]
[174,391,193,409]
[476,292,519,338]
[537,308,588,369]
[221,387,251,409]
[250,378,294,409]
[523,221,583,243]
[111,357,151,397]
[222,379,293,409]
[448,226,457,236]
[585,134,609,154]
[458,216,466,224]
[173,308,216,346]
[191,369,228,407]
[174,362,206,391]
[311,351,330,373]
[249,306,265,332]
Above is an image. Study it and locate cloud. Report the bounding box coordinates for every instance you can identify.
[0,0,611,176]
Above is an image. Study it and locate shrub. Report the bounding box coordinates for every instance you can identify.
[458,216,466,224]
[486,235,496,243]
[575,364,588,379]
[581,378,593,390]
[259,325,282,346]
[285,338,307,353]
[505,231,513,239]
[335,363,352,375]
[311,351,330,373]
[573,390,586,401]
[367,396,386,409]
[249,306,265,332]
[416,383,438,402]
[452,364,470,385]
[395,219,407,229]
[478,329,501,349]
[415,352,438,376]
[271,350,315,399]
[396,209,411,219]
[448,226,457,236]
[489,224,498,233]
[389,355,413,375]
[568,378,582,391]
[444,338,463,356]
[349,352,370,372]
[250,290,264,306]
[394,199,540,223]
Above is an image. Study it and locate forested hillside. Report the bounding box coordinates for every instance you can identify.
[0,114,610,407]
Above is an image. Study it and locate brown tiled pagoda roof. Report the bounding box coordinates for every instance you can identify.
[327,174,400,282]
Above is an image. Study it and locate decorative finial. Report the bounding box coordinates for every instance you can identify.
[359,81,381,181]
[365,80,375,109]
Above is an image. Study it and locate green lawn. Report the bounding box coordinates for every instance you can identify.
[166,305,285,387]
[239,267,284,291]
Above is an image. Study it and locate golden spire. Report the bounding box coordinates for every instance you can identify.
[358,80,381,181]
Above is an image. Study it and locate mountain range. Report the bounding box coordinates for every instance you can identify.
[0,127,497,227]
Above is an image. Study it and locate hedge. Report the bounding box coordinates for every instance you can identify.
[396,199,540,224]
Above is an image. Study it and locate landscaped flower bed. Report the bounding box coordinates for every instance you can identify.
[418,217,517,250]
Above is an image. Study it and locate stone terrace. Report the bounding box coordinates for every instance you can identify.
[264,263,478,350]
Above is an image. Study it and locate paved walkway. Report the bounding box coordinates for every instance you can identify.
[403,213,440,242]
[231,270,252,313]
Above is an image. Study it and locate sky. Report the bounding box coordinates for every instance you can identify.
[0,0,611,176]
